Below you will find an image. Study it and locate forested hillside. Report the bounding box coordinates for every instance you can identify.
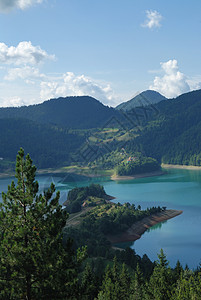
[125,89,201,165]
[0,118,85,169]
[0,96,119,129]
[0,96,122,170]
[1,90,201,170]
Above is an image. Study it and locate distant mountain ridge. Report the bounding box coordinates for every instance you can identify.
[116,90,167,111]
[0,95,121,169]
[1,89,201,170]
[0,96,119,129]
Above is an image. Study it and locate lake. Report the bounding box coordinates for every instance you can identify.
[1,168,201,269]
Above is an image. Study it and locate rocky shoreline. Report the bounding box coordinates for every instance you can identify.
[107,209,183,244]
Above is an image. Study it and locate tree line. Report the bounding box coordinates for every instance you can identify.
[116,156,160,176]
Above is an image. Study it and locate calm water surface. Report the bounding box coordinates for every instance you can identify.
[1,168,201,269]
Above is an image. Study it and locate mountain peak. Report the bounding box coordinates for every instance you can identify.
[116,90,167,111]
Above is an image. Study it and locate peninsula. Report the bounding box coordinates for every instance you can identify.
[107,209,183,244]
[64,184,182,252]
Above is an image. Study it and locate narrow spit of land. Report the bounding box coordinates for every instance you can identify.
[111,170,165,181]
[107,209,183,244]
[162,164,201,170]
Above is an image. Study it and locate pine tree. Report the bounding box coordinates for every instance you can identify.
[0,148,86,299]
[81,262,98,299]
[148,249,173,300]
[97,265,116,299]
[119,263,131,299]
[97,258,121,300]
[172,273,195,299]
[130,264,144,300]
[173,260,183,282]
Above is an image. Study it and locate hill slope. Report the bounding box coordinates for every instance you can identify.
[0,118,85,169]
[0,96,119,129]
[0,96,122,170]
[125,89,201,165]
[1,90,201,170]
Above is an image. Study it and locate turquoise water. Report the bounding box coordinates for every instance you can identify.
[103,169,201,269]
[1,168,201,269]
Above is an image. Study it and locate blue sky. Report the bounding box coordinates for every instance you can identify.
[0,0,201,107]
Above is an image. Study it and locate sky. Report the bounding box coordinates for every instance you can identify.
[0,0,201,107]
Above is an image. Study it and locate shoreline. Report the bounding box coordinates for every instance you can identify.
[2,162,201,180]
[0,168,165,180]
[107,209,183,244]
[111,170,165,181]
[162,163,201,170]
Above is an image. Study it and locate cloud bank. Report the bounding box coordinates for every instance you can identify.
[40,72,114,105]
[0,41,55,65]
[4,66,45,83]
[0,0,43,12]
[142,10,162,29]
[149,59,191,98]
[0,41,116,106]
[0,96,26,107]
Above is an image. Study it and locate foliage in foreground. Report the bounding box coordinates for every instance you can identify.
[0,148,86,299]
[93,249,201,300]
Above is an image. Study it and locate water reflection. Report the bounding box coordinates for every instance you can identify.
[147,220,167,232]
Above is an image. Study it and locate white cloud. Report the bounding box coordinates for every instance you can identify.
[149,59,190,98]
[0,0,43,12]
[0,41,55,65]
[142,10,162,29]
[40,72,115,105]
[187,76,201,91]
[4,66,45,82]
[1,96,26,107]
[0,41,117,106]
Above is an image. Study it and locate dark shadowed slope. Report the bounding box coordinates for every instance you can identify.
[0,118,85,168]
[0,96,120,129]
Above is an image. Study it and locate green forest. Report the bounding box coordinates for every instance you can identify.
[116,156,160,176]
[1,0,201,298]
[1,149,201,299]
[1,90,201,171]
[64,184,162,257]
[125,90,201,166]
